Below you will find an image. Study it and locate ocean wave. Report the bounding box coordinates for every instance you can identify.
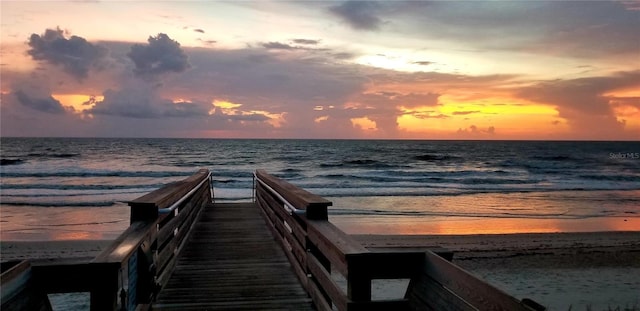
[0,159,24,166]
[319,159,400,168]
[458,178,541,185]
[1,188,151,197]
[26,152,80,158]
[0,200,123,207]
[0,183,162,191]
[579,174,640,182]
[413,154,461,161]
[530,155,576,161]
[0,170,192,178]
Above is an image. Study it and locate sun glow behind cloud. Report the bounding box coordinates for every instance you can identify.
[52,94,104,113]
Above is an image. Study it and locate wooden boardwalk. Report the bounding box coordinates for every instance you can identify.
[153,202,315,310]
[1,169,544,311]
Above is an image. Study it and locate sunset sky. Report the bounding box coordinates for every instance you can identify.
[1,1,639,140]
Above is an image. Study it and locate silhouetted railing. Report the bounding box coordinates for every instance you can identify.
[1,169,211,311]
[254,169,543,311]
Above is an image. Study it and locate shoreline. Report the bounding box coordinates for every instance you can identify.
[2,231,639,261]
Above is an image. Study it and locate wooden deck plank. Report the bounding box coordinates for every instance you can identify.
[153,202,315,310]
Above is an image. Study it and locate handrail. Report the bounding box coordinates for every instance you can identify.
[254,170,544,311]
[159,171,211,214]
[254,172,304,215]
[20,169,213,311]
[255,170,409,310]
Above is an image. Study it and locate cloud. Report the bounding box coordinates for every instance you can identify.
[328,1,383,31]
[515,71,640,135]
[452,110,480,115]
[357,92,440,109]
[87,84,209,119]
[407,111,449,119]
[27,27,108,81]
[128,33,190,79]
[395,1,640,59]
[457,125,496,135]
[13,90,67,114]
[412,61,434,66]
[262,42,296,50]
[194,28,205,33]
[292,39,320,45]
[197,39,217,45]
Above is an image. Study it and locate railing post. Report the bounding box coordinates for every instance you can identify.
[306,204,329,220]
[129,202,158,224]
[347,259,372,304]
[89,263,120,311]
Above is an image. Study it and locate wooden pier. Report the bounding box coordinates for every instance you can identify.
[153,202,314,310]
[1,169,545,311]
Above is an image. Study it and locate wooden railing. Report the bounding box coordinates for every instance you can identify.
[10,169,212,311]
[254,169,544,311]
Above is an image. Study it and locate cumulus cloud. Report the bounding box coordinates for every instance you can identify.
[128,33,190,79]
[27,27,108,81]
[13,90,67,114]
[88,84,209,118]
[328,1,384,31]
[516,71,640,135]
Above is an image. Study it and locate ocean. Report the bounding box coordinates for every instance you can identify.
[1,138,639,240]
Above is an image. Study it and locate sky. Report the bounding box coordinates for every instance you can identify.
[1,1,639,140]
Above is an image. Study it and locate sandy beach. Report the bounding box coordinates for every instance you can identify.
[354,232,640,310]
[0,239,112,262]
[2,232,639,310]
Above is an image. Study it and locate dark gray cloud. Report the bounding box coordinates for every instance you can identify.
[395,1,640,58]
[194,28,205,33]
[262,42,296,50]
[128,33,190,78]
[406,111,449,119]
[452,110,480,115]
[413,61,434,66]
[355,92,440,110]
[27,27,108,81]
[198,39,217,45]
[292,39,320,45]
[13,90,66,114]
[329,1,383,31]
[88,85,209,118]
[516,71,640,134]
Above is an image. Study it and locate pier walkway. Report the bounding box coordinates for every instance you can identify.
[153,202,314,310]
[1,169,545,311]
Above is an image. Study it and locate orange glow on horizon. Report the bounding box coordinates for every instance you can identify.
[52,94,104,113]
[396,95,567,137]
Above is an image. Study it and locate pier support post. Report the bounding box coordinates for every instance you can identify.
[89,263,120,311]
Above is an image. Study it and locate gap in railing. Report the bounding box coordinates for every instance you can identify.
[329,272,411,301]
[372,279,410,300]
[48,292,90,311]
